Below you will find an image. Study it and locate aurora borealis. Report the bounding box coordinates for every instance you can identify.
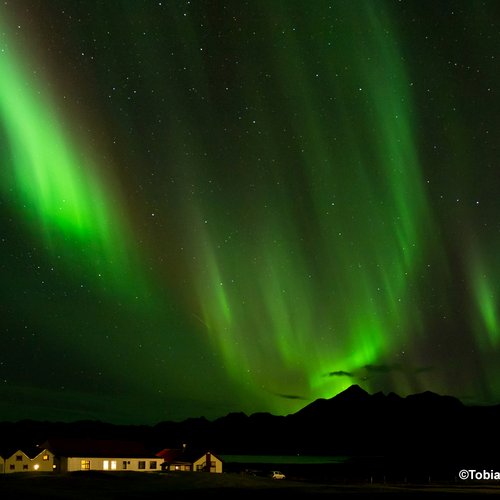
[0,1,499,424]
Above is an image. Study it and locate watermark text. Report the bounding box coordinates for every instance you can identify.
[459,469,500,480]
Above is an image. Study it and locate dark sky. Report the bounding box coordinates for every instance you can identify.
[0,0,499,424]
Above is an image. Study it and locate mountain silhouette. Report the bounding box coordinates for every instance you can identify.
[0,385,497,461]
[294,384,371,417]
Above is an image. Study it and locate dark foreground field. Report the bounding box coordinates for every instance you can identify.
[1,472,500,499]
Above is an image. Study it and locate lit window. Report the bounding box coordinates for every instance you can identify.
[111,461,117,470]
[34,464,40,470]
[43,454,49,461]
[138,461,146,469]
[81,460,90,470]
[103,460,109,470]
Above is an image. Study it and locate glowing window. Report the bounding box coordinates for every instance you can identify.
[103,460,109,470]
[43,454,49,461]
[111,461,117,470]
[81,460,90,470]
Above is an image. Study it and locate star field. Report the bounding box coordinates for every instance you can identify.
[0,0,499,424]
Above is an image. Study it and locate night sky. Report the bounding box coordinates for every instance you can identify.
[0,0,499,425]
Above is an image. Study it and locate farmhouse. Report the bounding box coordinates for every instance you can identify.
[5,449,32,473]
[30,448,56,472]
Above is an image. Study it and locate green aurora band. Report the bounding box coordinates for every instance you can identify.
[0,1,499,421]
[0,19,148,302]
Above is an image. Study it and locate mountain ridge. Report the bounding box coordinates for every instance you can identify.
[0,385,497,459]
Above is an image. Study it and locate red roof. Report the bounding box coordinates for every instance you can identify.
[155,448,186,462]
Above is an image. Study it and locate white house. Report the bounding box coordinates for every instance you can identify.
[63,456,162,472]
[30,448,57,472]
[5,449,32,473]
[193,452,223,473]
[42,438,162,473]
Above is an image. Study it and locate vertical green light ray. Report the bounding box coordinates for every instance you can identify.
[470,253,499,347]
[189,215,243,375]
[364,5,431,272]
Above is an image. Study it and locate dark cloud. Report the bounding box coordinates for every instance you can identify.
[276,393,308,400]
[326,370,354,377]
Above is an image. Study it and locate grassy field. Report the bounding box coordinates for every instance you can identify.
[1,471,500,499]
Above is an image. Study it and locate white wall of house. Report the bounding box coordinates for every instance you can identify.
[193,452,223,473]
[5,450,32,473]
[31,449,56,472]
[64,457,163,472]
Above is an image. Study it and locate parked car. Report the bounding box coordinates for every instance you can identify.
[271,470,286,479]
